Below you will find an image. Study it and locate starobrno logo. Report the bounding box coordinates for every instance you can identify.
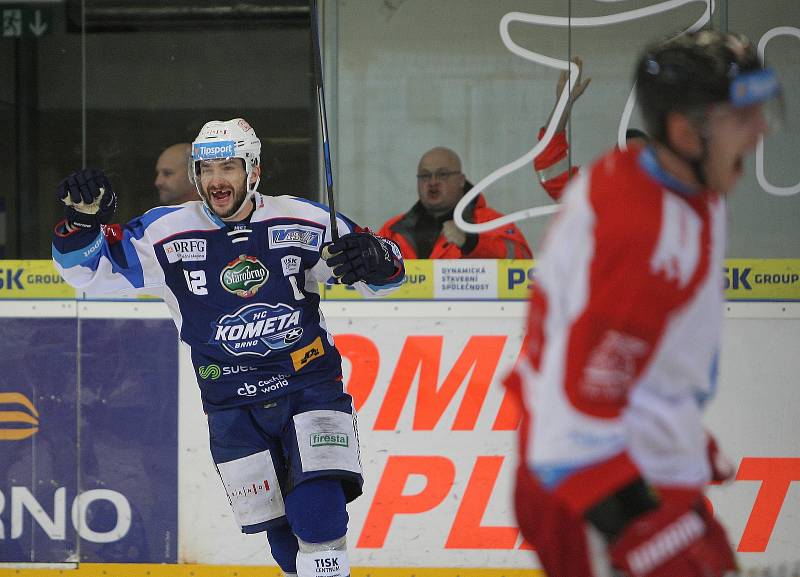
[220,255,269,298]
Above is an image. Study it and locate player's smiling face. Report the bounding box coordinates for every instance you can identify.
[199,158,248,218]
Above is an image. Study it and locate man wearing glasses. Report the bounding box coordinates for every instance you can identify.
[378,147,532,259]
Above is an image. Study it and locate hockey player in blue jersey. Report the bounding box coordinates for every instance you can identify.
[52,118,404,577]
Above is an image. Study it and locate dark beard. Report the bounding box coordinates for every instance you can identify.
[218,188,247,219]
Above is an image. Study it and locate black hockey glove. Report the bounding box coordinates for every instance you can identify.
[322,232,399,286]
[56,168,117,231]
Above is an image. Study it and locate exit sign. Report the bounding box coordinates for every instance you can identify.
[2,6,52,38]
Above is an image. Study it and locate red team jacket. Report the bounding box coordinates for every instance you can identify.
[506,146,733,575]
[378,193,532,259]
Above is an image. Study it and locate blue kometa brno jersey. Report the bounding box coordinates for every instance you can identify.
[53,192,404,412]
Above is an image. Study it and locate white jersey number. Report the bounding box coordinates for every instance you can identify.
[183,269,208,295]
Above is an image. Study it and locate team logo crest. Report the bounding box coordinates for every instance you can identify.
[211,302,303,357]
[220,255,269,298]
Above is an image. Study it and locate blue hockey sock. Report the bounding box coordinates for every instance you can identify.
[285,477,348,543]
[266,519,299,573]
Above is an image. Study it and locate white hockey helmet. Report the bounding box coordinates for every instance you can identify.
[190,118,262,212]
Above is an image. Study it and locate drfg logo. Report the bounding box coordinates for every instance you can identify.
[0,487,131,543]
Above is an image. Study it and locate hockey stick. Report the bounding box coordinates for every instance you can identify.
[310,0,339,242]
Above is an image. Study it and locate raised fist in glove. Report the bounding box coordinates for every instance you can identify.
[322,231,399,285]
[609,497,736,577]
[56,168,117,230]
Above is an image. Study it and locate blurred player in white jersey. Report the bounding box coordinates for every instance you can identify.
[505,30,782,577]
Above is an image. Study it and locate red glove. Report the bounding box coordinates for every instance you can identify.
[609,498,736,577]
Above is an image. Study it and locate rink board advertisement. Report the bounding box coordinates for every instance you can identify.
[1,259,799,301]
[1,301,799,573]
[0,316,178,563]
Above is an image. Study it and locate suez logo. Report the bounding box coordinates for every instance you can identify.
[197,364,258,381]
[163,238,207,263]
[192,140,235,160]
[211,302,303,357]
[268,224,323,250]
[323,333,800,553]
[0,392,39,441]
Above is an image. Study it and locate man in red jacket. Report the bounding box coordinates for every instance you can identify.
[378,147,532,259]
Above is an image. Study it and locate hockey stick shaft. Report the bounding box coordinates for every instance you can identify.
[310,0,339,242]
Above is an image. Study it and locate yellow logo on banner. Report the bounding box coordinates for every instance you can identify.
[497,260,537,299]
[725,259,800,301]
[0,392,40,441]
[322,259,434,300]
[0,260,75,299]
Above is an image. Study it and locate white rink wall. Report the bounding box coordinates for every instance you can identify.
[1,299,797,571]
[174,301,800,570]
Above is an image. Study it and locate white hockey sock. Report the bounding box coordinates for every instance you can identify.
[295,535,350,577]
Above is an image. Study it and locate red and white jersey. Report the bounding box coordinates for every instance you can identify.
[508,146,727,513]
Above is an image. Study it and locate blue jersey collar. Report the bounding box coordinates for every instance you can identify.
[638,145,699,197]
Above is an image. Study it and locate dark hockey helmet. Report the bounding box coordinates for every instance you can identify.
[635,30,782,143]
